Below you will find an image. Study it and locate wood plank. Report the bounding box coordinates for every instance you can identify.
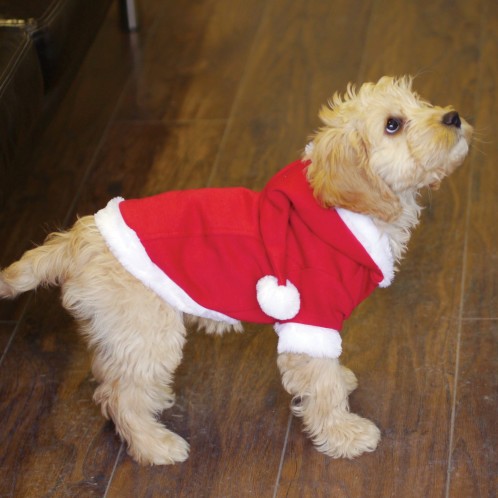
[447,320,498,497]
[277,318,461,497]
[359,0,480,110]
[461,0,498,319]
[116,0,267,121]
[276,0,483,495]
[447,1,498,495]
[0,293,120,497]
[211,0,375,189]
[75,119,227,207]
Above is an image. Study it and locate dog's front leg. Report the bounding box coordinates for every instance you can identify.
[277,353,380,458]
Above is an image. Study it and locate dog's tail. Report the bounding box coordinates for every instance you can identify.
[0,225,75,299]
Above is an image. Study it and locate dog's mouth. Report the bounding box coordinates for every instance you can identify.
[426,124,471,190]
[448,120,472,165]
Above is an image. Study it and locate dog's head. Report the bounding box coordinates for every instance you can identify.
[306,76,473,222]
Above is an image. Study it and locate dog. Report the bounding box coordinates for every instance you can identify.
[0,76,472,465]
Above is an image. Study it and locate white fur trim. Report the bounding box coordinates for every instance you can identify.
[94,198,239,325]
[256,275,300,320]
[336,208,394,287]
[275,322,342,358]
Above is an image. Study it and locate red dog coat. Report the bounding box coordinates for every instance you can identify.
[95,159,394,358]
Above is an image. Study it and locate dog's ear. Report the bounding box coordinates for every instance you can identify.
[307,125,402,222]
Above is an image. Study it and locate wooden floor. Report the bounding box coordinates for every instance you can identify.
[1,0,496,496]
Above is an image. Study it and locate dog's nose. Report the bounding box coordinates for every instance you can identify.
[442,111,461,128]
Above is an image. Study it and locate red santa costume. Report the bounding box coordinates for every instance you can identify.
[94,159,394,359]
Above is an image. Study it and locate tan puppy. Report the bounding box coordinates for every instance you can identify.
[0,76,472,465]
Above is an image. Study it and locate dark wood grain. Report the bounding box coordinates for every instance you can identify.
[210,0,375,189]
[116,0,267,122]
[0,293,119,497]
[0,0,495,496]
[446,2,498,496]
[461,0,498,319]
[77,119,227,207]
[447,320,498,498]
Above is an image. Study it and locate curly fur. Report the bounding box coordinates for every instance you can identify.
[0,76,472,464]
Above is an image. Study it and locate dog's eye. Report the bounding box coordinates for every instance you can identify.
[386,118,402,135]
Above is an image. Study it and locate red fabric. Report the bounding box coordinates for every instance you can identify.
[119,160,383,331]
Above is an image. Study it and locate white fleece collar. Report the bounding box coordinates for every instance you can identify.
[336,208,394,287]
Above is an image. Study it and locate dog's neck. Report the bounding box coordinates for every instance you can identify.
[374,189,422,265]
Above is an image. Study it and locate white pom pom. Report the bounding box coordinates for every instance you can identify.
[256,275,300,320]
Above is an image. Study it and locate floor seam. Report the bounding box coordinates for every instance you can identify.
[273,412,293,498]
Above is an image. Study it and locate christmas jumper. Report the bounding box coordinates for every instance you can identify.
[94,159,394,358]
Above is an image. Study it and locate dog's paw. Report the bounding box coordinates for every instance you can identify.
[311,413,381,459]
[128,429,190,465]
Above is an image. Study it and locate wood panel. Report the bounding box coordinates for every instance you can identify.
[116,0,267,121]
[447,320,498,497]
[74,119,227,209]
[276,0,484,496]
[211,0,375,189]
[358,0,482,99]
[461,0,498,319]
[447,1,498,495]
[0,293,120,497]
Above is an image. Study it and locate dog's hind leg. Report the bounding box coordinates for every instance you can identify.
[88,301,189,465]
[88,303,189,465]
[278,353,380,459]
[60,220,189,465]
